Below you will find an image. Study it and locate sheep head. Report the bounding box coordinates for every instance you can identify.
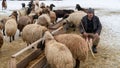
[43,31,54,41]
[75,4,82,11]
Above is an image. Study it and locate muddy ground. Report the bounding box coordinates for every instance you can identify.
[0,8,120,68]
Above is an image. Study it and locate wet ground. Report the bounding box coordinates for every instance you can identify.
[0,8,120,68]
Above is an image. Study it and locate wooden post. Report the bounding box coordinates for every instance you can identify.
[86,38,96,59]
[9,57,16,68]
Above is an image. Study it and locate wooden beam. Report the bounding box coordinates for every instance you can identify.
[16,49,43,68]
[12,38,43,58]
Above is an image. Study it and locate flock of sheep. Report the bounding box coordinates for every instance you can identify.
[0,1,91,68]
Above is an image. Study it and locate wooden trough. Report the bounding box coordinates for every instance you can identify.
[8,26,64,68]
[8,38,48,68]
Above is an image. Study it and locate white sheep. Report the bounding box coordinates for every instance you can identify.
[43,31,74,68]
[37,14,52,27]
[21,24,47,45]
[48,11,86,32]
[5,18,17,42]
[66,11,86,27]
[54,34,88,68]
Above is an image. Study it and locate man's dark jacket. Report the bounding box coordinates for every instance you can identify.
[79,15,102,35]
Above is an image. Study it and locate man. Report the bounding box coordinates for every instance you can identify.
[80,8,102,53]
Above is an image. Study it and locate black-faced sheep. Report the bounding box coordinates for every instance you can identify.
[75,4,88,13]
[54,34,88,68]
[21,24,47,45]
[0,31,3,50]
[43,31,74,68]
[49,4,74,21]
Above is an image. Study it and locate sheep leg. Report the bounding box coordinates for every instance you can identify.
[75,59,80,68]
[3,29,5,36]
[10,36,12,42]
[37,41,45,50]
[12,36,15,41]
[19,31,21,36]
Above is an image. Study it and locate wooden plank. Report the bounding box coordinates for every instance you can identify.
[12,38,43,58]
[27,52,47,68]
[16,49,43,68]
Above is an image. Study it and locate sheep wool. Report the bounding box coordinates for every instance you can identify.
[66,11,86,27]
[44,31,74,68]
[22,24,47,45]
[37,14,52,27]
[55,34,88,62]
[18,16,32,32]
[5,18,17,37]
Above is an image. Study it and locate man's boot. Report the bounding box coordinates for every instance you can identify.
[92,45,97,53]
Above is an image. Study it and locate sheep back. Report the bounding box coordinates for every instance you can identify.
[18,16,32,32]
[45,40,73,68]
[5,19,17,37]
[37,14,52,27]
[55,34,88,62]
[66,11,86,27]
[22,24,47,44]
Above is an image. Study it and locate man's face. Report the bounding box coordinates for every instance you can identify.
[87,12,94,19]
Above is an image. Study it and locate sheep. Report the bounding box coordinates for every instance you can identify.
[17,16,32,36]
[17,3,28,18]
[0,31,3,50]
[49,4,74,21]
[75,4,88,13]
[49,11,56,24]
[5,18,17,42]
[2,0,7,10]
[0,18,8,35]
[21,24,47,45]
[53,11,86,32]
[36,14,52,27]
[66,11,86,27]
[54,34,89,68]
[43,31,74,68]
[0,11,18,36]
[42,7,56,24]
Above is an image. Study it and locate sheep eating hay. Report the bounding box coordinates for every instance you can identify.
[43,31,74,68]
[54,34,88,68]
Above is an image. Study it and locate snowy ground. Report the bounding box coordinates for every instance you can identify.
[0,0,120,68]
